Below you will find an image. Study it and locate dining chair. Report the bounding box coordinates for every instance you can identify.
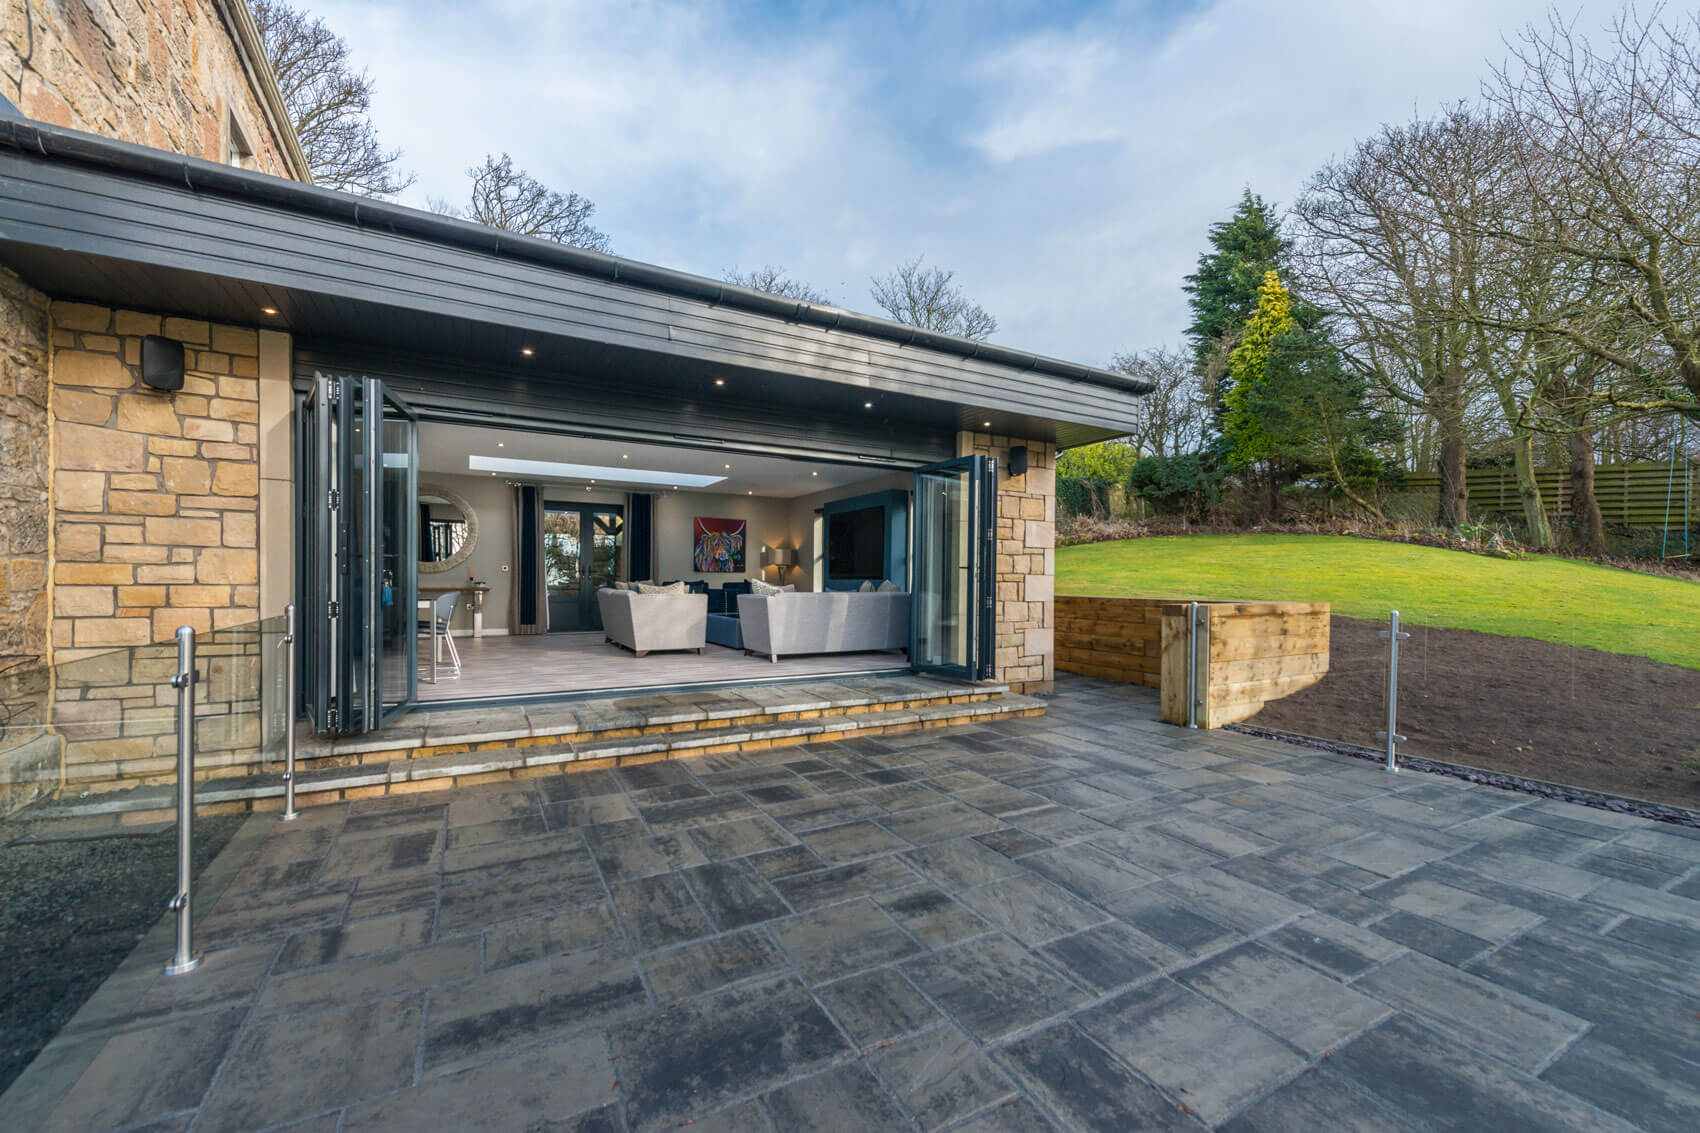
[418,590,462,674]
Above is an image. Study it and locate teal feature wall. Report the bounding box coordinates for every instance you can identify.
[821,488,909,590]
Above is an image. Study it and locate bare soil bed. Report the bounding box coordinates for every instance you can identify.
[1247,616,1700,810]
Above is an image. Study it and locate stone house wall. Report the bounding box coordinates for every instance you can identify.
[1,0,301,180]
[958,431,1056,694]
[50,302,261,662]
[0,270,52,669]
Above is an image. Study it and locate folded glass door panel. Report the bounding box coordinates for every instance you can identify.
[910,455,995,680]
[372,380,418,727]
[297,373,417,735]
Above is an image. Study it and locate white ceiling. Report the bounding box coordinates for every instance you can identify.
[416,422,895,498]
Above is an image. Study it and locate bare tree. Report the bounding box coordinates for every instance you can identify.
[433,154,611,252]
[1292,106,1497,527]
[724,265,831,304]
[870,256,998,341]
[1486,6,1700,419]
[1110,347,1207,457]
[250,0,412,195]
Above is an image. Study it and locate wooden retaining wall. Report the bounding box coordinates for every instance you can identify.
[1055,595,1176,688]
[1058,595,1330,729]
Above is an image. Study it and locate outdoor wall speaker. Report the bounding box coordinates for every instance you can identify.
[140,335,185,392]
[1008,445,1029,478]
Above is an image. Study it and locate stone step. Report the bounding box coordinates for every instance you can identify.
[45,674,1008,795]
[18,691,1046,828]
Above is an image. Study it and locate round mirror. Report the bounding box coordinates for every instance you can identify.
[418,484,478,574]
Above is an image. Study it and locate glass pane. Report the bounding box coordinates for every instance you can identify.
[343,379,368,727]
[914,464,973,670]
[378,398,414,718]
[544,510,583,589]
[0,615,285,1091]
[590,511,623,589]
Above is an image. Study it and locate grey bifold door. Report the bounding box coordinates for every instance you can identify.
[299,373,418,734]
[909,455,996,681]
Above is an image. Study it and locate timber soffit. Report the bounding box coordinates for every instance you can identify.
[0,118,1151,417]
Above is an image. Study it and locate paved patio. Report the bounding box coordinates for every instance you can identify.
[7,675,1700,1132]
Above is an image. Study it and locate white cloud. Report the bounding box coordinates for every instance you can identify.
[310,0,1617,366]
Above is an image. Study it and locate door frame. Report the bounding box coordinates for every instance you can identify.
[296,373,420,735]
[544,501,625,633]
[908,454,997,682]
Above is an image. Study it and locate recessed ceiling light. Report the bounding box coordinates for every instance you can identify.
[497,442,504,447]
[621,454,628,460]
[864,401,873,409]
[811,471,818,476]
[983,421,991,427]
[261,306,278,316]
[520,347,534,357]
[714,379,725,387]
[724,464,730,470]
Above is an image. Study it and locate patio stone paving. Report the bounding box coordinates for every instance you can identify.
[6,674,1700,1131]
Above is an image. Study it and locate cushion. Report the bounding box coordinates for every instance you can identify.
[858,580,875,593]
[750,578,795,596]
[613,580,634,591]
[637,581,686,595]
[877,579,902,592]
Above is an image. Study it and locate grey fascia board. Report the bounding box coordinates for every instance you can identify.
[0,154,1146,431]
[0,116,1153,397]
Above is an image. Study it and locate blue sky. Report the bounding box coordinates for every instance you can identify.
[311,0,1613,366]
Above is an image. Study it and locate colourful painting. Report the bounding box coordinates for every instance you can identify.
[693,517,746,573]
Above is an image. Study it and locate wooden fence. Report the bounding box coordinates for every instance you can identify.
[1057,595,1331,729]
[1401,460,1698,527]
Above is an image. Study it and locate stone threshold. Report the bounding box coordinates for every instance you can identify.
[301,674,1012,766]
[46,675,1009,794]
[24,679,1041,830]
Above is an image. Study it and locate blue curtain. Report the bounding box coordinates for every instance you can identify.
[510,486,545,634]
[628,492,654,582]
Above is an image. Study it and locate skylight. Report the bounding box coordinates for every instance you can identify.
[467,455,726,487]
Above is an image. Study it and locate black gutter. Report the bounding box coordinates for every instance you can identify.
[0,117,1153,397]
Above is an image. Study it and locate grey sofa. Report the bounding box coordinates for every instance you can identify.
[736,591,909,662]
[597,588,708,656]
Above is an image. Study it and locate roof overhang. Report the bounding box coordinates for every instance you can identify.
[0,119,1144,449]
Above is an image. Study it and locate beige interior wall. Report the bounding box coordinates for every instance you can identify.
[415,468,917,629]
[786,470,912,590]
[416,472,531,633]
[652,490,794,587]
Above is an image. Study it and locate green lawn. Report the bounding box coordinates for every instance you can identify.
[1056,534,1700,669]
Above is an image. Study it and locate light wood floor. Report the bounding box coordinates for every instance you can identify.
[414,631,909,703]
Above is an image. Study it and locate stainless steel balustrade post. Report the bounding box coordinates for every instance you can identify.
[1377,610,1410,772]
[166,625,202,975]
[1185,601,1199,728]
[282,603,298,821]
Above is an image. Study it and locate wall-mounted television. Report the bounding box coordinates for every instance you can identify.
[827,505,886,579]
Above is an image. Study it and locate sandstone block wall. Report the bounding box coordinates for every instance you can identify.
[0,270,52,670]
[958,431,1056,694]
[1,0,300,179]
[50,302,262,662]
